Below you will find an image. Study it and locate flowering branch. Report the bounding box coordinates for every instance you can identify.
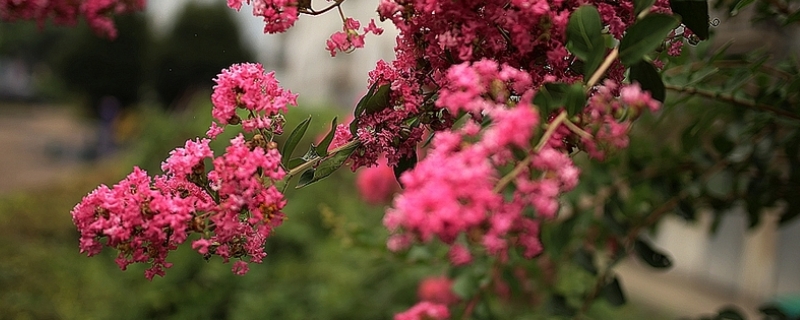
[281,139,361,191]
[297,0,345,16]
[493,110,568,193]
[586,48,620,88]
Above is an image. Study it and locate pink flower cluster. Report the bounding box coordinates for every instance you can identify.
[340,0,677,171]
[578,80,661,160]
[417,276,460,306]
[210,62,297,136]
[1,0,145,38]
[326,18,384,57]
[72,63,297,280]
[227,0,298,34]
[355,156,399,205]
[394,301,450,320]
[72,134,287,279]
[383,61,576,261]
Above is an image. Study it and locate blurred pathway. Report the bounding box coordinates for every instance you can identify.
[0,105,95,194]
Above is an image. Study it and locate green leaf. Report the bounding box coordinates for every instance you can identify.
[676,199,697,221]
[670,0,710,39]
[315,117,338,157]
[393,151,418,186]
[364,84,391,114]
[533,83,588,116]
[712,134,735,155]
[286,157,305,169]
[301,144,320,162]
[603,201,631,235]
[297,168,315,187]
[566,5,606,78]
[351,83,379,135]
[633,0,657,16]
[601,275,626,307]
[543,216,578,260]
[452,272,478,299]
[573,248,598,275]
[281,116,311,165]
[619,14,680,66]
[546,294,577,317]
[629,60,666,102]
[785,10,800,25]
[758,304,789,319]
[732,0,756,14]
[633,238,672,269]
[296,143,358,188]
[565,83,588,116]
[714,307,746,320]
[353,82,378,118]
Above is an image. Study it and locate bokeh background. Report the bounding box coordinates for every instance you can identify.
[1,0,799,319]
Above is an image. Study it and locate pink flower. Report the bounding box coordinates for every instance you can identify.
[229,0,299,34]
[447,244,473,266]
[161,138,213,180]
[394,301,450,320]
[232,261,249,275]
[1,0,145,38]
[326,18,383,57]
[211,62,297,128]
[356,158,399,205]
[328,123,354,152]
[206,122,224,139]
[418,277,460,305]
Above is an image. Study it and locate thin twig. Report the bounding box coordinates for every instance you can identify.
[665,84,800,121]
[279,140,360,193]
[297,0,343,16]
[493,111,568,193]
[586,48,619,88]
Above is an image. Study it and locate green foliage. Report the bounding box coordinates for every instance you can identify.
[629,60,666,102]
[567,5,606,78]
[533,82,587,116]
[49,14,151,110]
[0,99,428,319]
[282,116,312,166]
[619,14,680,66]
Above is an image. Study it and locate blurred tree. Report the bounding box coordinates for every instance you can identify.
[49,13,151,114]
[152,2,254,108]
[0,22,67,64]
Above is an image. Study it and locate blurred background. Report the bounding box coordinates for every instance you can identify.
[1,0,798,319]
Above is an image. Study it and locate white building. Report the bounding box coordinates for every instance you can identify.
[147,0,397,108]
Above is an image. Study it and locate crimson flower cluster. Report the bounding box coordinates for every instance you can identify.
[325,17,384,57]
[71,63,295,279]
[227,0,299,33]
[0,0,145,38]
